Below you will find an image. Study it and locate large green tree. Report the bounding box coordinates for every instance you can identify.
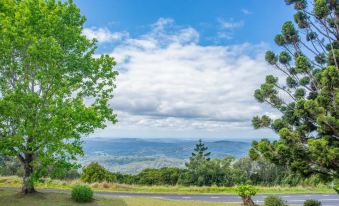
[250,0,338,188]
[0,0,118,193]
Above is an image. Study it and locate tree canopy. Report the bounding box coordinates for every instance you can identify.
[250,0,338,188]
[0,0,118,193]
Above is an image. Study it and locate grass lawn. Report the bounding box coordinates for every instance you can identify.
[0,176,335,195]
[0,190,240,206]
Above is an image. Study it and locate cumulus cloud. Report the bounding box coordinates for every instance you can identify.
[92,18,277,138]
[83,27,129,43]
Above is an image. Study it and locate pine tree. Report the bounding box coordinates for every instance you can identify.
[186,139,211,169]
[190,139,211,161]
[250,0,338,188]
[184,139,211,185]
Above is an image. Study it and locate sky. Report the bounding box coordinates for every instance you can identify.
[75,0,296,140]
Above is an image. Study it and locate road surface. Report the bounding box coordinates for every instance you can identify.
[93,192,338,205]
[1,187,338,206]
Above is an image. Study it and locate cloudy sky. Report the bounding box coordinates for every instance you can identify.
[76,0,295,140]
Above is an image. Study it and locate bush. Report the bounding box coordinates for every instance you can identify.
[81,162,111,183]
[71,185,93,203]
[264,195,287,206]
[304,199,321,206]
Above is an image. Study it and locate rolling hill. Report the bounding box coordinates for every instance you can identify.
[81,138,251,174]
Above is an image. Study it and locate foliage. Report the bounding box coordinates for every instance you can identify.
[235,184,257,197]
[184,139,214,186]
[71,185,93,203]
[0,0,118,193]
[80,155,310,187]
[81,162,112,183]
[55,169,80,180]
[137,167,182,185]
[0,155,23,176]
[303,199,322,206]
[250,0,339,185]
[235,184,257,206]
[264,195,287,206]
[189,139,211,161]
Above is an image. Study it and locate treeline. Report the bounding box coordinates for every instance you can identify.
[81,158,310,186]
[0,140,323,187]
[80,140,321,187]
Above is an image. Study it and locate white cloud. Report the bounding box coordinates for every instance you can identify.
[83,27,129,43]
[218,18,244,29]
[92,18,277,139]
[217,32,233,40]
[151,17,175,31]
[241,8,253,15]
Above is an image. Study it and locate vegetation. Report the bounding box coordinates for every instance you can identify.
[303,199,322,206]
[0,190,241,206]
[81,157,301,187]
[0,0,337,203]
[71,185,93,203]
[0,176,333,195]
[78,140,327,188]
[250,0,338,191]
[0,155,22,176]
[264,195,287,206]
[0,0,118,193]
[235,185,257,206]
[81,162,113,183]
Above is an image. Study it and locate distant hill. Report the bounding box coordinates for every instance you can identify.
[81,138,251,174]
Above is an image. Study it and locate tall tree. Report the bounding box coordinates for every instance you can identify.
[249,0,338,189]
[188,139,211,163]
[185,139,211,185]
[0,0,118,193]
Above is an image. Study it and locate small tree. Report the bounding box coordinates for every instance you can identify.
[0,0,118,193]
[235,184,257,206]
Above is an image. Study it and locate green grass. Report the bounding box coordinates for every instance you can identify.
[0,190,240,206]
[0,176,335,195]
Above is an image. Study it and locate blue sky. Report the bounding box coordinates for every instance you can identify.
[77,0,294,46]
[76,1,295,140]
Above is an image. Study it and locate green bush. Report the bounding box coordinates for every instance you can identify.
[264,195,287,206]
[304,199,321,206]
[81,162,111,183]
[71,185,93,203]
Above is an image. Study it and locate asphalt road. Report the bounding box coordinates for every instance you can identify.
[2,188,338,206]
[49,189,339,206]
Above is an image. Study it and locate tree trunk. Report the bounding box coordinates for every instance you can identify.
[21,154,35,194]
[242,197,255,206]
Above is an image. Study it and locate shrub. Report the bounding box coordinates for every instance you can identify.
[71,185,93,203]
[304,199,322,206]
[81,162,110,183]
[235,185,257,206]
[91,182,99,188]
[101,181,111,188]
[264,195,287,206]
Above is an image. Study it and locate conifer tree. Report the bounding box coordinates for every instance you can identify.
[250,0,338,189]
